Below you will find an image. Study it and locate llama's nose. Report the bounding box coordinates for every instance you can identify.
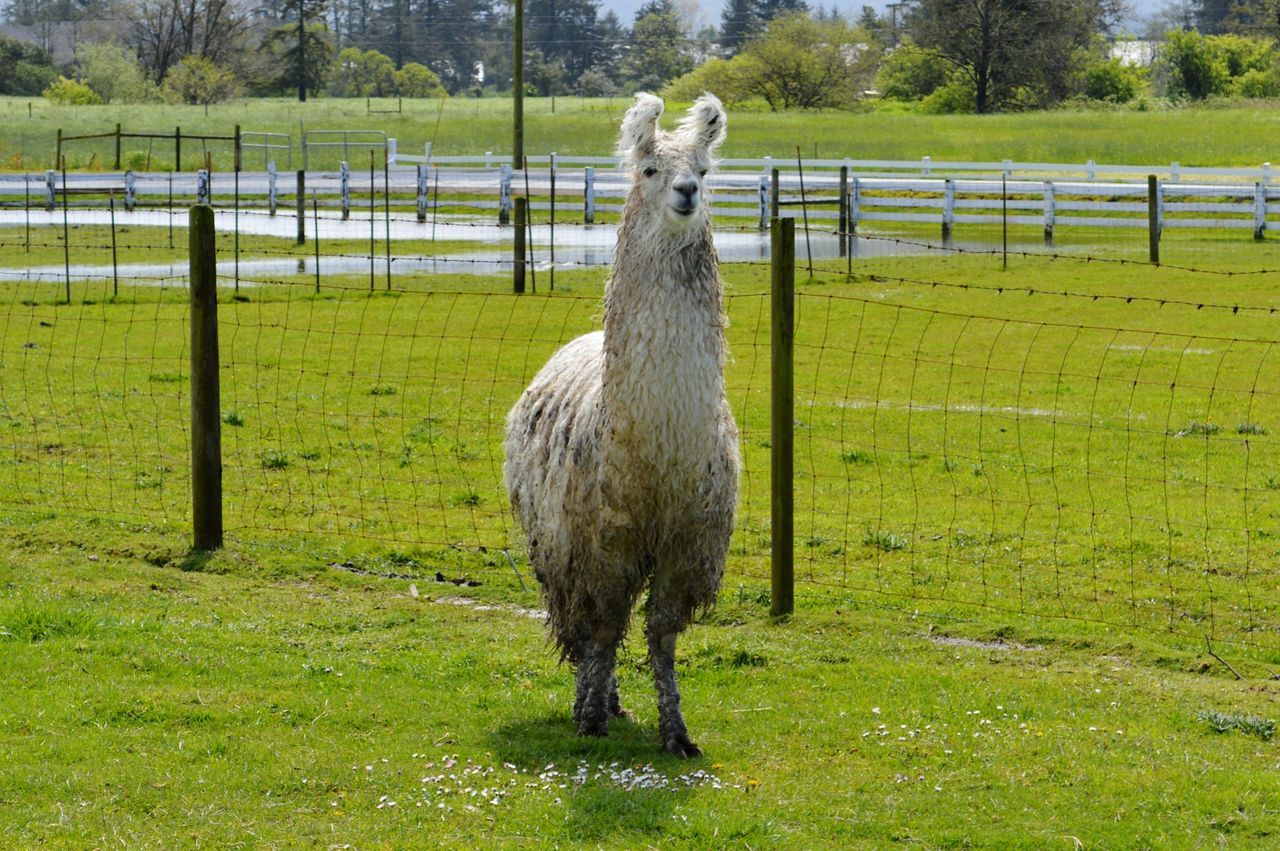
[673,178,699,201]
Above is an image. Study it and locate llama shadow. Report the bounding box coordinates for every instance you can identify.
[490,713,698,841]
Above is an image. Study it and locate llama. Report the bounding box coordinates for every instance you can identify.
[504,93,739,757]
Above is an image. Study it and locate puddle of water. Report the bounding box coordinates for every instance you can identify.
[0,209,1045,284]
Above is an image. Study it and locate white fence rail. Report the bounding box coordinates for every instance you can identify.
[5,153,1280,239]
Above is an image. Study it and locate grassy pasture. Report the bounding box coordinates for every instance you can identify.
[4,216,1280,845]
[6,95,1280,172]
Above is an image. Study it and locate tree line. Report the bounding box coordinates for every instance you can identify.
[3,0,1280,112]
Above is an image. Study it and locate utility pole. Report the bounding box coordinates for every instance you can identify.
[513,0,524,169]
[887,1,906,47]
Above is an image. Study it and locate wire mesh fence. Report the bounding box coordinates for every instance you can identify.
[4,204,1280,655]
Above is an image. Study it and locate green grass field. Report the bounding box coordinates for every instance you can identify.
[5,211,1280,845]
[6,95,1280,172]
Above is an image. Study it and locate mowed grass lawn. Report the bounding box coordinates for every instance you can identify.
[3,220,1280,845]
[6,95,1280,171]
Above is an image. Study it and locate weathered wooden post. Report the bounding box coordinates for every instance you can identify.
[583,166,595,224]
[196,169,211,205]
[838,164,849,238]
[416,163,428,223]
[114,123,122,171]
[1254,181,1266,241]
[514,196,527,294]
[770,167,780,220]
[1043,180,1055,244]
[45,168,56,211]
[340,161,350,220]
[124,170,136,212]
[267,161,277,216]
[296,169,306,245]
[1148,174,1160,263]
[942,177,955,239]
[758,174,770,230]
[849,177,860,234]
[189,204,223,550]
[499,164,513,225]
[770,216,795,618]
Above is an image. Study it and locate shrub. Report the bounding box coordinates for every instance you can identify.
[875,40,952,101]
[393,62,445,98]
[1232,66,1280,98]
[661,57,753,105]
[43,76,101,105]
[329,48,396,97]
[920,75,976,114]
[1083,58,1146,103]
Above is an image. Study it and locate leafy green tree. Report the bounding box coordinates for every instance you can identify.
[1160,29,1230,99]
[77,43,161,104]
[906,0,1122,113]
[328,46,395,96]
[874,38,952,100]
[720,0,760,56]
[267,0,332,101]
[661,56,753,103]
[161,55,238,104]
[393,62,446,97]
[735,12,875,109]
[621,0,694,90]
[0,34,57,95]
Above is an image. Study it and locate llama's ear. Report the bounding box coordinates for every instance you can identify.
[617,92,664,169]
[676,92,727,155]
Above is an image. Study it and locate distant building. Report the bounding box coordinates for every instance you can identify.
[1110,40,1158,68]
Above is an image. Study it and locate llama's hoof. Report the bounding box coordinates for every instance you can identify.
[662,733,702,759]
[611,706,633,719]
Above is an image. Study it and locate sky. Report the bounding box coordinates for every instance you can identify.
[600,0,1168,33]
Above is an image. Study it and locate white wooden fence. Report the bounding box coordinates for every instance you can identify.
[7,148,1280,239]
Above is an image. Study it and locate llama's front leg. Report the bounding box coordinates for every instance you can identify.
[576,634,620,737]
[647,626,700,758]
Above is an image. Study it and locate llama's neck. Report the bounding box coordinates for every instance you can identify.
[600,216,726,475]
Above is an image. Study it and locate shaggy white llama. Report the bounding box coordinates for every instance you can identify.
[504,93,739,757]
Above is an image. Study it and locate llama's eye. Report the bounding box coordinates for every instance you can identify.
[698,170,707,178]
[643,167,658,177]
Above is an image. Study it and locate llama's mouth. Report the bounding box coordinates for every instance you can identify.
[672,206,696,217]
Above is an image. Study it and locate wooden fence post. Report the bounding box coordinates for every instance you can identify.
[514,196,527,294]
[583,167,595,224]
[1043,180,1055,244]
[296,169,306,245]
[114,123,121,171]
[124,170,136,212]
[175,126,182,172]
[849,177,859,234]
[838,164,849,238]
[416,164,428,223]
[1148,174,1160,263]
[499,164,512,225]
[770,216,795,618]
[45,168,56,211]
[340,161,350,220]
[55,128,62,171]
[1254,181,1266,241]
[942,178,955,239]
[267,161,277,216]
[189,205,223,551]
[770,168,780,220]
[758,174,770,230]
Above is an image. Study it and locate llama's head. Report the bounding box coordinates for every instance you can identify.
[617,92,727,234]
